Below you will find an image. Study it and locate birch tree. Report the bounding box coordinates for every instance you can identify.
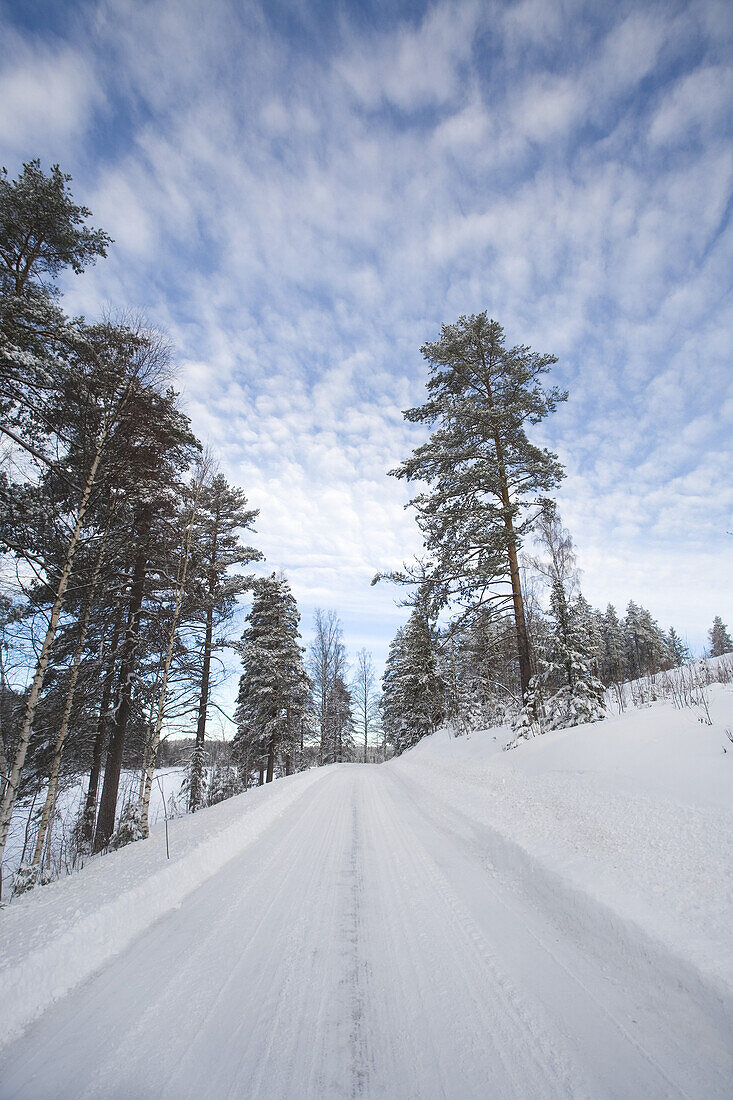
[352,649,380,763]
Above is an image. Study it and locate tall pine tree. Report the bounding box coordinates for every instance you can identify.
[389,314,566,699]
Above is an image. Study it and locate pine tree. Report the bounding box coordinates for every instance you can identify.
[186,470,261,810]
[93,387,199,851]
[389,314,567,699]
[234,574,310,785]
[708,616,733,657]
[0,165,154,869]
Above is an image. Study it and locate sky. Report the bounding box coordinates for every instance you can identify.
[2,0,732,705]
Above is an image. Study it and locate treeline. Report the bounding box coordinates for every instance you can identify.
[0,163,385,897]
[377,313,730,755]
[0,162,275,892]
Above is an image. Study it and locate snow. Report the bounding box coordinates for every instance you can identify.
[2,766,191,885]
[1,685,732,1097]
[0,767,329,1051]
[404,683,733,991]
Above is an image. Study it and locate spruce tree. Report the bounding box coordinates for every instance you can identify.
[514,580,605,739]
[667,627,690,666]
[708,616,733,657]
[234,574,310,785]
[380,627,407,753]
[389,314,566,698]
[600,604,626,685]
[380,604,443,755]
[624,601,671,680]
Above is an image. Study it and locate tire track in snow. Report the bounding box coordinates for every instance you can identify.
[345,791,371,1096]
[2,765,730,1098]
[361,769,586,1098]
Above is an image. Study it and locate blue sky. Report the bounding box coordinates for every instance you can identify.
[2,0,731,710]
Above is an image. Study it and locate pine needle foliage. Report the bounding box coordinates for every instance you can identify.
[388,313,567,697]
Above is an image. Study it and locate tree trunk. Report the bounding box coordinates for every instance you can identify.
[81,610,123,845]
[139,466,206,833]
[94,515,150,852]
[266,737,275,783]
[0,438,106,873]
[195,607,214,746]
[505,528,531,697]
[32,517,111,869]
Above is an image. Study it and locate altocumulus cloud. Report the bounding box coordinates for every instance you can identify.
[1,0,731,677]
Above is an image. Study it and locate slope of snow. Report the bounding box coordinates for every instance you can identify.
[1,688,732,1097]
[0,767,330,1049]
[401,684,733,992]
[2,766,190,885]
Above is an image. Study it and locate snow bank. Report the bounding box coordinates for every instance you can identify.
[2,767,190,884]
[393,683,733,999]
[0,767,329,1049]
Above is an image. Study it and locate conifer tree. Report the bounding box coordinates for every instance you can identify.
[389,314,567,699]
[600,604,626,685]
[623,601,671,680]
[380,603,443,755]
[380,627,407,753]
[234,574,310,785]
[186,470,261,810]
[0,165,153,868]
[93,387,199,851]
[513,580,605,740]
[708,616,733,657]
[667,627,690,666]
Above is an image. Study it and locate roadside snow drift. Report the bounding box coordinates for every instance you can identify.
[0,768,329,1048]
[397,682,733,997]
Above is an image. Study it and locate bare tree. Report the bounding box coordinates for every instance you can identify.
[352,649,381,763]
[309,609,347,765]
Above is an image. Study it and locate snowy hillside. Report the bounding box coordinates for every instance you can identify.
[1,685,732,1097]
[400,681,733,992]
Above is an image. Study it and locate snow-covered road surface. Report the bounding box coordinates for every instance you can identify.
[1,764,731,1099]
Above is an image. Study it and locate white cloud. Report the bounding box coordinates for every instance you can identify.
[0,30,103,152]
[6,0,728,665]
[335,1,480,111]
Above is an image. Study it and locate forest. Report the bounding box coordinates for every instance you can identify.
[1,161,730,900]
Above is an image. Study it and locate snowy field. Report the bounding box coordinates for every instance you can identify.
[1,683,732,1098]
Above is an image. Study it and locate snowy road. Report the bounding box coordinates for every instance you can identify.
[1,765,731,1099]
